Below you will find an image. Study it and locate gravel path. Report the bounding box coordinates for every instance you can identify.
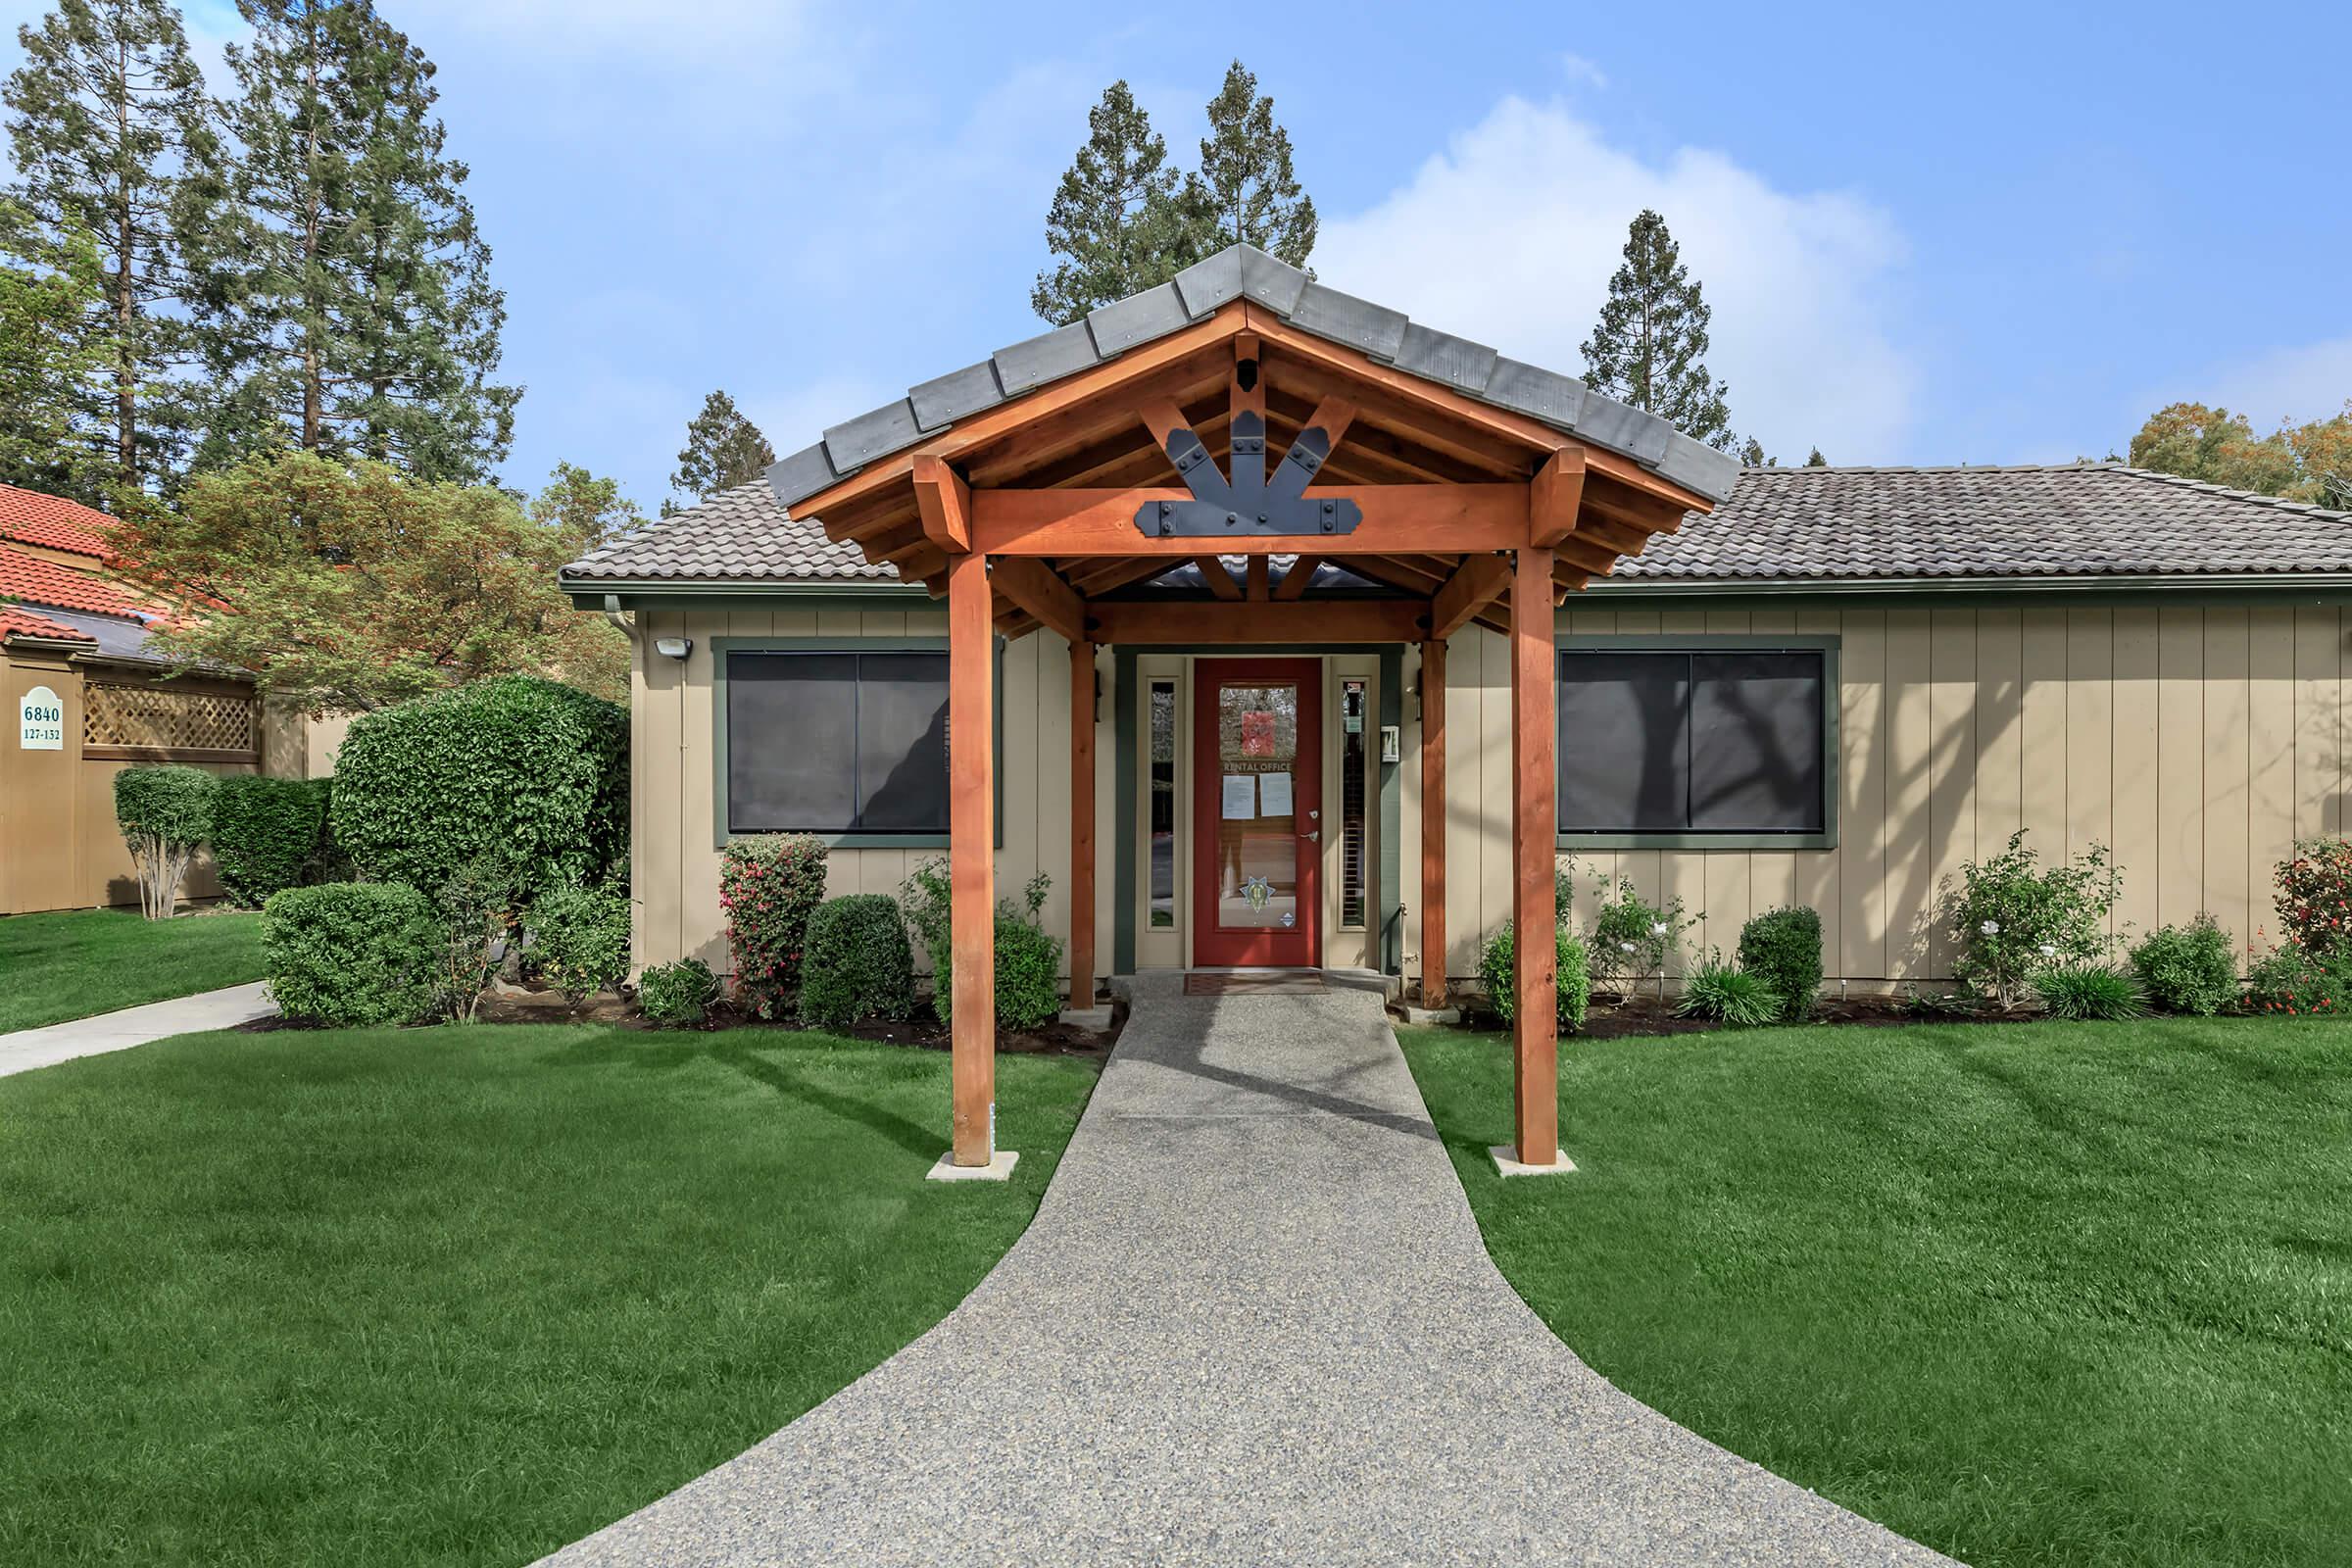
[541,973,1956,1566]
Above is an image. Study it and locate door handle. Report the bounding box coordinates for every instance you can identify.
[1300,829,1321,843]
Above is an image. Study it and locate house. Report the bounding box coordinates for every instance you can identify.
[561,243,2352,1171]
[0,481,329,914]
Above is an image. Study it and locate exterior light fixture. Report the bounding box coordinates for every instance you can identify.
[654,636,693,661]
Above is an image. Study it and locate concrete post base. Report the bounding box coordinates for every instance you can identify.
[1490,1144,1577,1178]
[1058,1004,1114,1030]
[926,1150,1021,1183]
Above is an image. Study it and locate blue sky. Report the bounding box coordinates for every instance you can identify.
[8,0,2349,512]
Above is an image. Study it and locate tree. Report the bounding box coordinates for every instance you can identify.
[4,0,216,495]
[0,197,109,497]
[1186,60,1315,266]
[105,452,627,711]
[193,0,516,482]
[1579,209,1735,451]
[1739,437,1772,467]
[2285,403,2352,510]
[1805,446,1828,466]
[1031,81,1205,325]
[667,389,773,507]
[2127,403,2299,495]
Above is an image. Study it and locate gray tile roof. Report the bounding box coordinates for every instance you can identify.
[757,243,1744,514]
[564,464,2352,590]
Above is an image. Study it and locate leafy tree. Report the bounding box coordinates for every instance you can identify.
[4,0,216,495]
[2128,403,2301,496]
[193,0,516,482]
[667,388,773,507]
[1030,81,1205,325]
[105,451,627,711]
[2285,403,2352,510]
[1804,446,1828,466]
[1580,209,1735,452]
[1186,60,1315,266]
[1739,437,1773,467]
[0,197,109,497]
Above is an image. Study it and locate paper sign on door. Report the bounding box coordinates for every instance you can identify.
[1220,774,1256,819]
[1257,771,1293,817]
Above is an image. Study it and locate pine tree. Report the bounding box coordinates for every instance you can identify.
[1804,446,1828,466]
[1187,60,1315,266]
[1739,437,1768,467]
[194,0,515,482]
[4,0,216,496]
[0,197,110,497]
[669,390,774,507]
[1579,209,1734,452]
[1031,81,1202,325]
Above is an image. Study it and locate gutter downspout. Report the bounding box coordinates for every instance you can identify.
[602,594,636,641]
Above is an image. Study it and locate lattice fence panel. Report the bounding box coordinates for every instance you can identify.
[83,684,258,755]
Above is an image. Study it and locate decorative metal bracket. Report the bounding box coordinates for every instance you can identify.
[1134,412,1363,539]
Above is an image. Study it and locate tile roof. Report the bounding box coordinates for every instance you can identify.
[564,465,2352,590]
[760,243,1743,515]
[0,543,158,618]
[0,604,96,644]
[21,604,189,664]
[0,482,112,559]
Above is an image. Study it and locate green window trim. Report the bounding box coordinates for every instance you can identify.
[1554,632,1840,853]
[709,636,1002,852]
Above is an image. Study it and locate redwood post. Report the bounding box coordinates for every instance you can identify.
[1419,638,1447,1009]
[948,552,997,1166]
[1510,547,1559,1166]
[1068,637,1097,1012]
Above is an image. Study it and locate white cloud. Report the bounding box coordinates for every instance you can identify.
[2205,335,2352,429]
[1314,96,1915,463]
[1557,53,1608,90]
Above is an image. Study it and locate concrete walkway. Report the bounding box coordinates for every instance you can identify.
[543,973,1955,1567]
[0,982,276,1078]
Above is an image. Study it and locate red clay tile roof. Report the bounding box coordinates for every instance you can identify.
[0,482,113,560]
[0,544,153,619]
[0,604,96,643]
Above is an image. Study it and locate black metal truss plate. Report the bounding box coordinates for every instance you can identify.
[1133,412,1363,538]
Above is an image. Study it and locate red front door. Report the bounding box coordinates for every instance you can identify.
[1194,659,1321,966]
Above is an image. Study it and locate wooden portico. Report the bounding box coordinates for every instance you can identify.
[772,255,1725,1172]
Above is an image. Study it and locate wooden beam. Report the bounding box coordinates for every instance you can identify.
[1138,398,1193,455]
[1420,639,1447,1010]
[1510,547,1558,1168]
[1431,554,1511,639]
[1294,393,1357,453]
[910,453,971,554]
[1086,599,1425,646]
[1245,556,1270,602]
[1195,555,1243,601]
[1530,447,1587,548]
[947,551,998,1168]
[1069,638,1096,1014]
[1067,557,1174,596]
[988,556,1084,644]
[1231,334,1265,433]
[1271,554,1320,600]
[973,483,1530,556]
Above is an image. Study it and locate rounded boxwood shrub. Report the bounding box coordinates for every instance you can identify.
[2129,914,2238,1016]
[114,762,218,918]
[718,834,829,1019]
[993,911,1063,1031]
[637,956,718,1027]
[800,894,915,1028]
[1738,905,1824,1022]
[263,882,438,1026]
[210,774,332,908]
[530,884,632,1001]
[1477,921,1592,1033]
[330,675,626,899]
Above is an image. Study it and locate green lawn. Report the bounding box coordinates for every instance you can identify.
[0,907,266,1032]
[0,1024,1099,1566]
[1401,1018,2352,1568]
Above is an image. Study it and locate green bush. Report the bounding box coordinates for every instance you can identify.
[2129,915,2239,1016]
[1943,829,2122,1008]
[1587,872,1698,991]
[530,884,631,1001]
[330,675,626,899]
[1738,905,1823,1022]
[114,763,218,918]
[901,860,1069,1029]
[1477,920,1592,1033]
[2244,942,2352,1016]
[801,894,915,1027]
[636,956,718,1027]
[2031,960,2148,1021]
[2272,838,2352,961]
[263,882,438,1026]
[1676,955,1783,1027]
[209,775,332,907]
[718,834,828,1018]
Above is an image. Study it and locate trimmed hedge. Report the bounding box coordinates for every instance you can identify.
[801,895,914,1027]
[1477,921,1592,1033]
[530,884,631,1001]
[263,883,438,1026]
[210,775,332,908]
[331,675,626,899]
[994,910,1062,1031]
[1738,906,1824,1022]
[718,834,828,1018]
[637,957,718,1027]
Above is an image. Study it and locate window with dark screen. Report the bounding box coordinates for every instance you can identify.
[726,650,950,834]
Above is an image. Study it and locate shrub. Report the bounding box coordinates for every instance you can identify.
[801,894,915,1027]
[2129,915,2238,1016]
[637,956,718,1027]
[1676,954,1782,1027]
[2244,941,2352,1015]
[1476,920,1592,1033]
[1739,905,1824,1022]
[2273,839,2352,961]
[432,858,521,1024]
[899,856,953,992]
[330,675,626,899]
[1588,873,1698,991]
[114,763,217,918]
[718,834,828,1018]
[263,882,437,1026]
[2032,960,2148,1021]
[1943,829,2122,1008]
[209,775,331,907]
[901,861,1068,1030]
[530,884,632,1001]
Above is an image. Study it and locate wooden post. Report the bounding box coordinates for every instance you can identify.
[949,552,997,1166]
[1510,547,1559,1166]
[1068,637,1096,1012]
[1420,638,1447,1010]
